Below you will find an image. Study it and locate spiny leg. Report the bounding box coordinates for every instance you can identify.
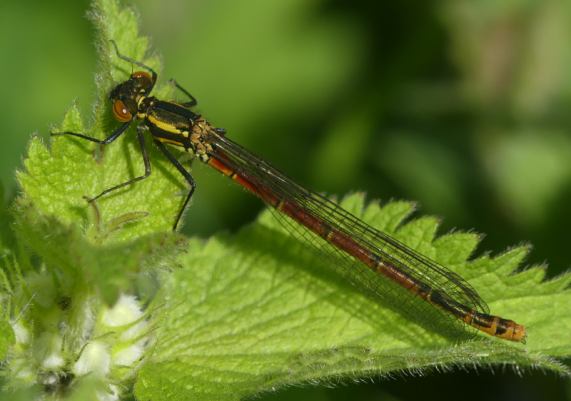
[167,79,226,136]
[110,40,158,86]
[168,79,197,108]
[51,121,131,144]
[153,140,196,230]
[87,125,151,202]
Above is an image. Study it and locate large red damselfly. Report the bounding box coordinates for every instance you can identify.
[52,42,526,342]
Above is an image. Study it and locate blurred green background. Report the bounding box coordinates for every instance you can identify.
[1,0,570,399]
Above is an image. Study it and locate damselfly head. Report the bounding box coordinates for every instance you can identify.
[109,71,152,100]
[108,71,153,122]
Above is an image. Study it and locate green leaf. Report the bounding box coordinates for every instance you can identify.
[13,199,185,305]
[0,387,41,401]
[6,0,189,398]
[12,0,189,302]
[17,0,181,244]
[136,193,571,401]
[0,318,14,362]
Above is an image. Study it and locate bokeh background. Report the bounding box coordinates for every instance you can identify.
[1,0,570,399]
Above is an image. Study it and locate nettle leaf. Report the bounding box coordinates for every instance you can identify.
[8,0,186,396]
[136,193,571,401]
[17,0,181,244]
[0,321,14,362]
[13,201,185,305]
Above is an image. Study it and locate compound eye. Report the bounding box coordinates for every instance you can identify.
[131,71,153,92]
[132,71,151,81]
[112,99,133,122]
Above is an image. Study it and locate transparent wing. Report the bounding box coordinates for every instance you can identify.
[207,131,489,317]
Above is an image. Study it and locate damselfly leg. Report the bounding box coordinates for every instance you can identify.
[169,79,197,108]
[152,138,196,230]
[87,126,151,202]
[51,122,131,145]
[110,40,157,85]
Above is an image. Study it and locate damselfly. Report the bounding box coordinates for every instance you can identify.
[52,42,526,342]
